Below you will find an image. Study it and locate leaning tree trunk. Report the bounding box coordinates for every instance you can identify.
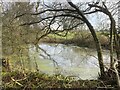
[67,1,105,77]
[85,20,105,78]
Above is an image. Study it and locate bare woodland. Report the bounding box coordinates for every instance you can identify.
[1,0,120,89]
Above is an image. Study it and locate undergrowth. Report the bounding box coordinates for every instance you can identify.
[2,71,116,89]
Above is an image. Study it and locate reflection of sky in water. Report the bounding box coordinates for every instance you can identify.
[39,44,100,68]
[29,43,110,80]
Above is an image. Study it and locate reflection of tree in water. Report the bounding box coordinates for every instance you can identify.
[37,43,112,80]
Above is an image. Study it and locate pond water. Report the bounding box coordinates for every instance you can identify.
[29,43,110,80]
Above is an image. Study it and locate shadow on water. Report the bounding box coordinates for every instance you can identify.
[29,43,110,80]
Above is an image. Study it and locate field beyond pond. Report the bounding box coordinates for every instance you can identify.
[40,31,110,49]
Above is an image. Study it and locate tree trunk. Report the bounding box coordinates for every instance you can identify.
[109,16,120,74]
[67,1,105,77]
[108,11,120,88]
[117,0,120,74]
[110,17,114,68]
[85,20,105,77]
[113,59,120,89]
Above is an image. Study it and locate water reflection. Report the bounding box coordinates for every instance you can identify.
[29,43,110,80]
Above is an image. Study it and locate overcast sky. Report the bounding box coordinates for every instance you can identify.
[1,0,119,2]
[1,0,119,30]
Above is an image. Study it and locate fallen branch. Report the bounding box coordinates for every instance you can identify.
[11,77,23,87]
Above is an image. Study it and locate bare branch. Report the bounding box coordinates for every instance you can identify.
[20,14,83,26]
[31,9,76,15]
[88,3,110,15]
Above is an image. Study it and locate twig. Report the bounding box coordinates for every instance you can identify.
[11,77,23,87]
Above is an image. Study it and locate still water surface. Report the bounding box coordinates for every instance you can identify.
[29,43,110,80]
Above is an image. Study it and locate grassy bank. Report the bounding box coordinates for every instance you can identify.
[40,31,110,49]
[2,71,117,89]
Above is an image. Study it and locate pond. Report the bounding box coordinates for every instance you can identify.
[29,43,110,80]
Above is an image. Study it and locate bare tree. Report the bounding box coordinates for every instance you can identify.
[2,2,36,71]
[87,1,120,88]
[87,0,120,68]
[16,0,106,77]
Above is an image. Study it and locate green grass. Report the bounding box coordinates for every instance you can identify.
[48,31,75,40]
[41,31,110,49]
